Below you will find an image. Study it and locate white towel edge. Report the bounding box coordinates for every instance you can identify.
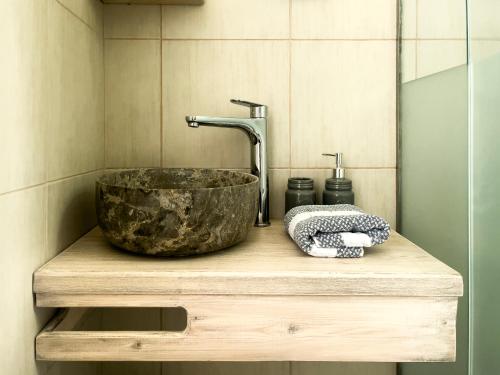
[309,245,365,258]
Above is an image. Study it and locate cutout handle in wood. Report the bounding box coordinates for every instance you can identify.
[36,308,190,361]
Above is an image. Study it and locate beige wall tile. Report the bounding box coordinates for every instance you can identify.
[162,40,289,169]
[162,0,289,39]
[291,0,397,39]
[0,186,52,375]
[162,362,289,375]
[471,40,500,63]
[291,362,396,375]
[401,0,417,39]
[57,0,103,31]
[417,0,466,39]
[0,0,48,194]
[402,40,417,83]
[291,41,396,168]
[105,39,161,168]
[416,40,467,79]
[48,0,104,179]
[291,168,396,227]
[104,4,161,39]
[346,168,396,228]
[47,171,101,258]
[0,1,103,375]
[470,0,500,39]
[269,169,290,219]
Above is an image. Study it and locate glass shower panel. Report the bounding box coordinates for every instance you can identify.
[469,1,500,373]
[400,0,467,84]
[399,1,469,374]
[400,0,500,373]
[399,65,469,375]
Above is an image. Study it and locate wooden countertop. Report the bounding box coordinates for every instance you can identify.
[34,221,462,305]
[35,221,462,362]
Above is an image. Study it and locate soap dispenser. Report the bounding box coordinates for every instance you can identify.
[322,153,355,205]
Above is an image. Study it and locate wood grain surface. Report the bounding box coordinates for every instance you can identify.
[37,295,457,362]
[34,222,463,301]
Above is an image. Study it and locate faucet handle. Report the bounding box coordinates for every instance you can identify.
[230,99,267,118]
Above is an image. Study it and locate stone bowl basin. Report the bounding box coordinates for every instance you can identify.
[96,168,259,257]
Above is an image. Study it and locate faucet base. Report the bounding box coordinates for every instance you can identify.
[255,222,271,228]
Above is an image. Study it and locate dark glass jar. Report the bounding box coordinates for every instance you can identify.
[323,178,354,205]
[285,177,316,213]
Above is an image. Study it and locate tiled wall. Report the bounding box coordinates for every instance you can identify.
[401,0,467,82]
[0,1,398,375]
[104,0,397,228]
[402,0,500,81]
[469,0,500,62]
[102,1,397,375]
[0,1,104,374]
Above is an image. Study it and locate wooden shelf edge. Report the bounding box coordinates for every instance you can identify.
[35,296,458,362]
[33,273,464,305]
[33,223,464,303]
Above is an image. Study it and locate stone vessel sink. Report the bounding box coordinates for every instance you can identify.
[96,168,259,256]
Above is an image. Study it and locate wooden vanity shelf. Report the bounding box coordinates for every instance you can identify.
[34,221,463,362]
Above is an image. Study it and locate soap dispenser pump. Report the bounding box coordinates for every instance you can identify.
[322,153,355,205]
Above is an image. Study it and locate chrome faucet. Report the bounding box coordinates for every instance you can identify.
[186,99,270,227]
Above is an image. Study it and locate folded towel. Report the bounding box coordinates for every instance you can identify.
[284,204,390,258]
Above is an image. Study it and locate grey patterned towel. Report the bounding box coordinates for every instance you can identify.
[284,204,390,258]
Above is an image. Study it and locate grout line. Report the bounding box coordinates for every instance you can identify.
[104,166,168,170]
[103,2,164,6]
[415,0,419,39]
[44,0,52,267]
[414,42,418,79]
[283,167,397,170]
[0,168,101,198]
[468,37,500,41]
[104,37,162,40]
[163,38,398,42]
[0,181,47,198]
[396,0,402,233]
[44,180,49,262]
[104,36,482,42]
[402,37,468,41]
[103,9,107,170]
[46,169,102,185]
[160,6,164,168]
[415,0,419,78]
[288,0,292,171]
[55,0,95,32]
[104,37,399,42]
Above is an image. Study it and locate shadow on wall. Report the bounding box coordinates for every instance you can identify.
[51,175,100,259]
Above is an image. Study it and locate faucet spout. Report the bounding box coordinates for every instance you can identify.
[185,100,270,227]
